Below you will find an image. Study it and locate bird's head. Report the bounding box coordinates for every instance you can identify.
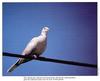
[42,27,49,33]
[42,27,49,32]
[41,27,49,36]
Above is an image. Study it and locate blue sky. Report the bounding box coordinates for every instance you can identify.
[3,2,97,76]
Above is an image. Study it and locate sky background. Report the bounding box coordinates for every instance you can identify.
[3,2,97,76]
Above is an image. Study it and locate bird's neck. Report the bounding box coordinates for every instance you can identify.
[41,31,47,37]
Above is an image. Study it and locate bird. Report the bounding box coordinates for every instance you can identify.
[7,27,49,72]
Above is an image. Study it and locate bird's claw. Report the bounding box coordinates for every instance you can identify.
[32,55,38,59]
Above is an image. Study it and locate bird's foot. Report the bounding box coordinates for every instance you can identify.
[32,55,38,59]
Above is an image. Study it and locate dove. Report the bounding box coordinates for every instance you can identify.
[7,27,49,72]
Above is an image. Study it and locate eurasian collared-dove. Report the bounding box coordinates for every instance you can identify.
[7,27,49,72]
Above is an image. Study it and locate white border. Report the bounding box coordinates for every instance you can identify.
[0,0,100,81]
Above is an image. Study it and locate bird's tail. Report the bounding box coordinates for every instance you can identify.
[7,60,20,72]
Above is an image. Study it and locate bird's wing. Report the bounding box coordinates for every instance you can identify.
[17,37,38,64]
[7,37,39,72]
[22,37,38,55]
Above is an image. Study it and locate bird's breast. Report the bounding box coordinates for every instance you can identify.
[33,36,47,55]
[35,40,47,54]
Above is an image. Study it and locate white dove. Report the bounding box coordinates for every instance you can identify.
[7,27,49,72]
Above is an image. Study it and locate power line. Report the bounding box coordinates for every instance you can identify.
[3,52,97,68]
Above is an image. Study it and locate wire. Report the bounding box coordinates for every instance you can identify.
[3,52,97,68]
